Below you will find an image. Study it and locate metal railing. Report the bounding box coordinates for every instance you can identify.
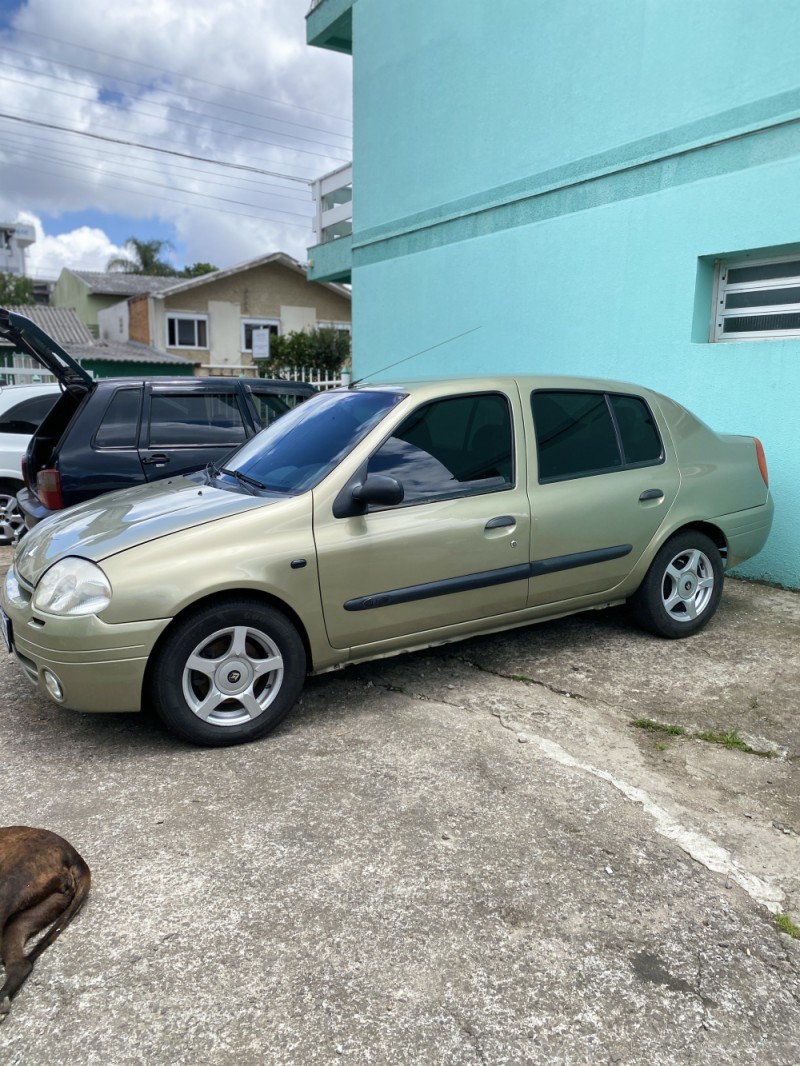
[311,162,353,245]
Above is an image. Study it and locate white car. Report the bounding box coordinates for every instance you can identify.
[0,382,61,543]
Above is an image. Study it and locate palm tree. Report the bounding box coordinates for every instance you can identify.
[106,238,179,276]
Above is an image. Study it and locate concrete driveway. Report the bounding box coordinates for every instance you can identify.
[0,543,798,1065]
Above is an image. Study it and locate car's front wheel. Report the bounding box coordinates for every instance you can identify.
[631,530,723,638]
[0,481,26,544]
[148,599,307,746]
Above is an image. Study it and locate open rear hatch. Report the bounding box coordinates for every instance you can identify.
[0,308,94,396]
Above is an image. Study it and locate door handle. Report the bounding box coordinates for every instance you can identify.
[142,454,170,467]
[639,488,664,501]
[485,515,515,529]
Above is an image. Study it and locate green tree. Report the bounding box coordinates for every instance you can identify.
[256,327,351,377]
[106,238,179,276]
[0,272,35,305]
[180,261,218,278]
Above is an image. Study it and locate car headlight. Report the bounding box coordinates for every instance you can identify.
[33,558,112,616]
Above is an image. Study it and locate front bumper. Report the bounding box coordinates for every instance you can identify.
[1,590,170,713]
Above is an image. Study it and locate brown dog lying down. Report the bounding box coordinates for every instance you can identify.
[0,826,91,1021]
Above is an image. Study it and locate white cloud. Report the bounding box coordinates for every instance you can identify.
[0,0,352,273]
[19,213,128,279]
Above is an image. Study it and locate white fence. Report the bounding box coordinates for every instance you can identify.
[276,365,351,390]
[0,358,59,385]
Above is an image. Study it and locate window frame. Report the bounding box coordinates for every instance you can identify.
[166,313,209,350]
[713,252,800,341]
[241,318,280,354]
[364,389,516,510]
[531,388,664,485]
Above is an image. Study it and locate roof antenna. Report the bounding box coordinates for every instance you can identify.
[349,325,481,387]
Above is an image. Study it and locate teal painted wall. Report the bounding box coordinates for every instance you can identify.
[346,0,800,587]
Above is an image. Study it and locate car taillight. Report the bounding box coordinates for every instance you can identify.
[36,469,65,511]
[21,456,29,488]
[754,437,769,487]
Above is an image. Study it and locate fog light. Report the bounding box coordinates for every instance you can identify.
[43,670,64,702]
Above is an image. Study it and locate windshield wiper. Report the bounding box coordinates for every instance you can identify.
[219,467,267,494]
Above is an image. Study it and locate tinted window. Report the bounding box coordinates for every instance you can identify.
[609,394,662,465]
[532,391,621,481]
[368,392,513,504]
[247,390,291,428]
[149,393,246,447]
[0,393,59,434]
[220,389,404,494]
[95,388,142,448]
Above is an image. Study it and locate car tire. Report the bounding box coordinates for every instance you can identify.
[148,598,307,746]
[631,530,724,639]
[0,481,26,544]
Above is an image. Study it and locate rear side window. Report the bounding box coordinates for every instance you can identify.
[532,390,662,482]
[148,392,247,447]
[368,392,514,504]
[0,393,59,434]
[95,388,142,448]
[248,390,291,429]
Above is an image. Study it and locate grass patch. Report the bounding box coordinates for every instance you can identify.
[692,730,771,756]
[631,720,773,757]
[775,912,800,939]
[632,718,686,736]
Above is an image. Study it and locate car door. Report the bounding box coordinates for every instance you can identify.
[524,388,681,606]
[138,385,251,481]
[314,387,532,650]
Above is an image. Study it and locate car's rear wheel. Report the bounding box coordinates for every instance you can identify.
[148,599,306,746]
[631,530,723,638]
[0,481,26,544]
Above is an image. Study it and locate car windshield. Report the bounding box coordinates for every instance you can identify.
[213,388,406,494]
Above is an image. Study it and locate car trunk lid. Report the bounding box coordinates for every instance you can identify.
[0,308,94,396]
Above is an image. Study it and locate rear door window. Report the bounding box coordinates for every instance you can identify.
[147,392,247,447]
[532,390,662,482]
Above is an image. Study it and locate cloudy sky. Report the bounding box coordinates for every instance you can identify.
[0,0,352,279]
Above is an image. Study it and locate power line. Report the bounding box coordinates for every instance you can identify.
[8,27,353,127]
[0,110,316,184]
[0,44,352,143]
[0,127,313,202]
[0,72,351,162]
[1,158,314,230]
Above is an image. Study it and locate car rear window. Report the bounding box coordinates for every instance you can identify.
[0,393,59,435]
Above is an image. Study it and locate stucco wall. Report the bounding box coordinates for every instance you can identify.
[348,0,800,587]
[160,261,351,365]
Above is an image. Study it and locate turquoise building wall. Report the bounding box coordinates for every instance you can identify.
[310,0,800,587]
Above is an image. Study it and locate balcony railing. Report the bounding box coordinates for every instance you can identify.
[311,162,352,245]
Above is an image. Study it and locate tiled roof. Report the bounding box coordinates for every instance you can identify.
[0,305,94,345]
[65,341,199,366]
[69,272,179,296]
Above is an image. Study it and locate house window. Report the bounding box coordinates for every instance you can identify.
[167,314,208,349]
[713,254,800,340]
[242,319,280,354]
[317,321,352,333]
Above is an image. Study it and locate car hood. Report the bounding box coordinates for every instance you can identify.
[15,476,281,585]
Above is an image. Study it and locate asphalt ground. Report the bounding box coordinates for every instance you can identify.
[0,543,798,1065]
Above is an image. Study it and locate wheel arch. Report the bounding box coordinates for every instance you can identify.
[141,588,314,705]
[668,520,728,566]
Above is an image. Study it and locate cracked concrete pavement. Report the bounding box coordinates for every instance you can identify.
[0,542,798,1065]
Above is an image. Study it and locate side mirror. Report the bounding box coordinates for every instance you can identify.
[333,473,404,517]
[352,474,404,508]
